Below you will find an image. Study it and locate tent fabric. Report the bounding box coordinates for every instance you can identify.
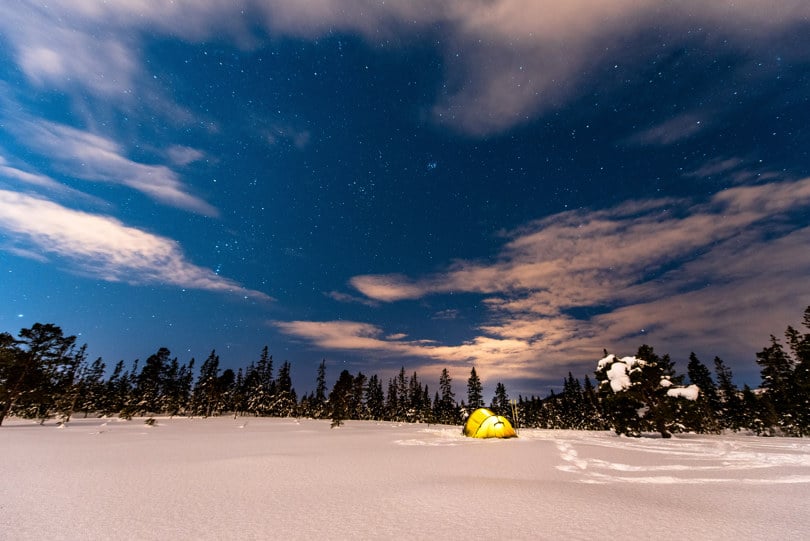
[463,408,517,438]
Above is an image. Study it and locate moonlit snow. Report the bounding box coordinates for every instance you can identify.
[3,417,809,540]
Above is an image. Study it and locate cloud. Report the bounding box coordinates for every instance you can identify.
[352,178,810,304]
[12,119,217,216]
[0,154,114,209]
[0,190,269,301]
[275,176,810,381]
[350,274,426,302]
[326,290,380,308]
[167,146,206,167]
[4,1,809,135]
[686,157,744,179]
[271,320,545,381]
[624,114,706,146]
[432,309,460,320]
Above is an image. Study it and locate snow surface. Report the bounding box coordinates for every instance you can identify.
[3,416,810,540]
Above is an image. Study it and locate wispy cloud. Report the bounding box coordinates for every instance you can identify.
[624,114,706,146]
[271,320,544,382]
[0,155,107,206]
[326,290,380,308]
[3,1,809,136]
[276,176,810,381]
[686,157,744,179]
[167,146,206,167]
[432,309,460,320]
[12,120,217,216]
[0,190,269,301]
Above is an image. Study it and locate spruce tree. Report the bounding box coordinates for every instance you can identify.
[313,359,328,418]
[395,367,408,421]
[350,372,367,420]
[756,336,796,434]
[136,347,171,415]
[385,377,399,421]
[407,372,424,422]
[466,367,484,411]
[581,375,603,430]
[193,350,221,417]
[364,374,385,420]
[78,357,106,417]
[274,361,297,417]
[686,352,719,433]
[784,307,810,435]
[490,382,510,421]
[437,368,458,425]
[329,369,354,427]
[560,373,583,429]
[714,356,742,430]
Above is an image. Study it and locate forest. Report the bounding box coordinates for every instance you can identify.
[2,306,809,437]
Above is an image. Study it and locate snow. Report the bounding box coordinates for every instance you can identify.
[3,417,810,540]
[597,353,616,371]
[603,356,645,392]
[607,361,631,392]
[667,384,700,401]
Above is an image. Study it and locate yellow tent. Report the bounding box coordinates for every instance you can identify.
[463,408,517,438]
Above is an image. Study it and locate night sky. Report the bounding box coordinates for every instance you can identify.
[2,1,809,398]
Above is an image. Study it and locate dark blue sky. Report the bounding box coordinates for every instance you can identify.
[1,1,809,398]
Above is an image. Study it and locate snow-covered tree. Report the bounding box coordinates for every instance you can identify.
[596,347,698,438]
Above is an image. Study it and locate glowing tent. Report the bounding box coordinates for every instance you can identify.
[463,408,517,439]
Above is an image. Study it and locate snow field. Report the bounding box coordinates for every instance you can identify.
[2,417,809,540]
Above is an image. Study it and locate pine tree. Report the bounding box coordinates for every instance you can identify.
[685,352,719,433]
[559,373,583,429]
[217,368,236,413]
[120,359,140,420]
[231,368,246,417]
[136,347,171,415]
[466,367,484,411]
[407,371,424,422]
[8,324,83,424]
[756,336,796,434]
[394,367,408,421]
[364,374,385,420]
[581,375,604,430]
[785,307,810,435]
[78,357,106,417]
[421,384,433,423]
[274,361,297,417]
[741,384,776,436]
[178,359,194,415]
[313,359,328,418]
[193,350,221,417]
[595,346,682,437]
[329,369,354,427]
[490,382,510,420]
[437,368,458,425]
[245,347,274,415]
[350,372,367,419]
[385,377,399,421]
[714,356,742,430]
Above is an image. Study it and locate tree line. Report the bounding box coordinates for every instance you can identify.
[1,307,809,437]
